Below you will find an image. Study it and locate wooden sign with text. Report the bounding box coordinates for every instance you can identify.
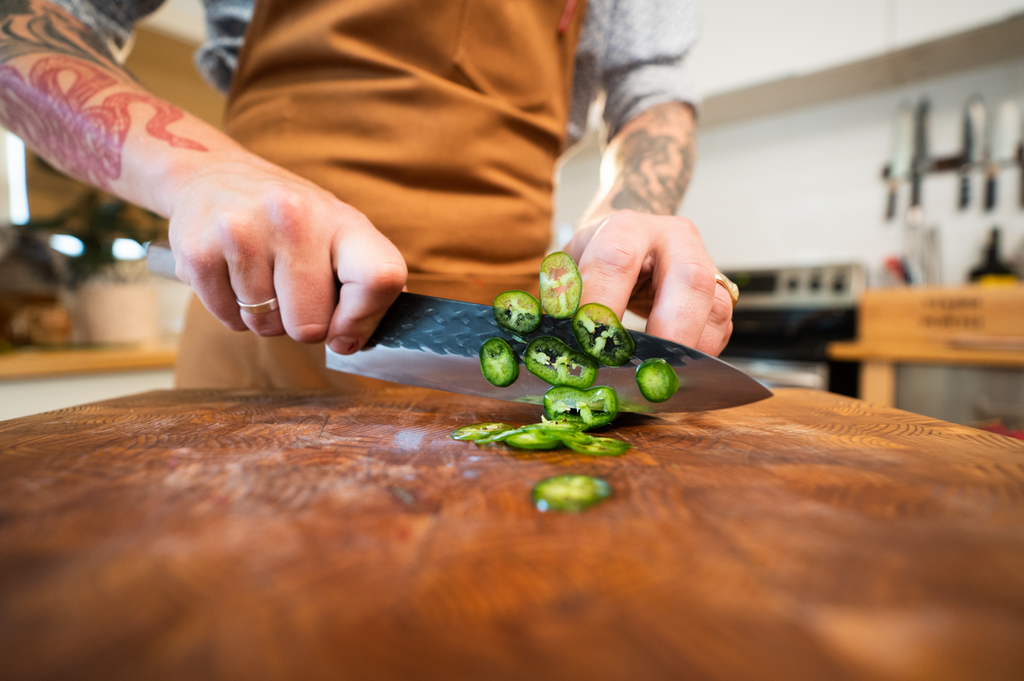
[858,285,1024,346]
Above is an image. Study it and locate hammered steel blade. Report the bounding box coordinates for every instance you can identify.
[326,292,772,413]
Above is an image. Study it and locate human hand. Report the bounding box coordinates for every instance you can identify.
[167,154,407,354]
[562,210,733,356]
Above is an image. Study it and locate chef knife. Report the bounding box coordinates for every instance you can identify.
[146,241,772,413]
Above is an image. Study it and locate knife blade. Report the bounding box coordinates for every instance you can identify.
[886,103,914,220]
[145,241,772,413]
[987,99,1021,211]
[326,292,772,413]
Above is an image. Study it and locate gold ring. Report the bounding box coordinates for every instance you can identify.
[714,271,739,308]
[237,297,279,315]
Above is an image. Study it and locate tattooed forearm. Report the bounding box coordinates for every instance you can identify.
[1,57,207,189]
[0,0,207,191]
[605,103,696,216]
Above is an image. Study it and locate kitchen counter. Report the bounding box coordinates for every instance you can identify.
[0,343,177,381]
[0,344,179,421]
[1,387,1022,680]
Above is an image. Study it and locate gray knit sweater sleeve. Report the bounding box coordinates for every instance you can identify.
[44,0,251,91]
[192,0,250,93]
[45,0,164,57]
[568,0,701,148]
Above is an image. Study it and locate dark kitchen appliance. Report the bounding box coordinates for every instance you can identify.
[719,263,865,396]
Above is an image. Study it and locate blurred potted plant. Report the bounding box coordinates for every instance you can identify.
[24,191,167,344]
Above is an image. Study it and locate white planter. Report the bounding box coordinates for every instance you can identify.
[78,281,160,344]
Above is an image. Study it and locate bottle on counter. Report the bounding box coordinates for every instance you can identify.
[969,227,1018,285]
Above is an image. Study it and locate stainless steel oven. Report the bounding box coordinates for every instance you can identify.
[719,264,865,396]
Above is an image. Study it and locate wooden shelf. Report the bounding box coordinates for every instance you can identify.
[0,344,177,381]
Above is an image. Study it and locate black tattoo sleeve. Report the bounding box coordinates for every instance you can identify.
[609,127,694,216]
[0,0,122,70]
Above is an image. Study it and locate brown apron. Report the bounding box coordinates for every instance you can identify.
[176,0,587,389]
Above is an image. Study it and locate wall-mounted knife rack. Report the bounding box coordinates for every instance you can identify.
[883,143,1024,208]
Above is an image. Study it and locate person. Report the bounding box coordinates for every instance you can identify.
[0,0,735,390]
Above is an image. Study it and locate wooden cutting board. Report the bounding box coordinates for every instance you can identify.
[1,387,1023,681]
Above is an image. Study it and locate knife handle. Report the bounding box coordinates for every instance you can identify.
[985,174,997,211]
[885,186,897,221]
[146,241,180,281]
[959,172,970,210]
[910,175,922,209]
[145,241,344,299]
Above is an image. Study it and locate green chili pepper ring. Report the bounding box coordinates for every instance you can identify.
[543,385,619,429]
[450,422,515,441]
[538,252,583,319]
[524,336,598,389]
[635,357,680,403]
[533,474,612,512]
[571,303,635,366]
[492,290,543,335]
[479,337,519,387]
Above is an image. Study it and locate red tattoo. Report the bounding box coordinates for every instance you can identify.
[0,56,206,189]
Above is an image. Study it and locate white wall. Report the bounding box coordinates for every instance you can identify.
[687,57,1024,286]
[688,0,1024,96]
[687,0,889,96]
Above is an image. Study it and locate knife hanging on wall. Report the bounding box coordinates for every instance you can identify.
[886,103,914,221]
[904,98,932,286]
[959,96,985,210]
[986,100,1021,211]
[908,98,930,222]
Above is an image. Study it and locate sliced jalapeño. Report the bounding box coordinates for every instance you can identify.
[533,474,612,512]
[538,251,582,319]
[558,432,631,456]
[450,422,515,441]
[493,290,542,335]
[635,358,679,403]
[479,337,519,387]
[571,303,635,366]
[524,336,598,389]
[543,385,619,430]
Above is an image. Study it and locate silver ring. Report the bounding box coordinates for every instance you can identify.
[237,297,279,315]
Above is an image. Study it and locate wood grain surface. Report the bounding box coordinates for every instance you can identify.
[1,387,1023,681]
